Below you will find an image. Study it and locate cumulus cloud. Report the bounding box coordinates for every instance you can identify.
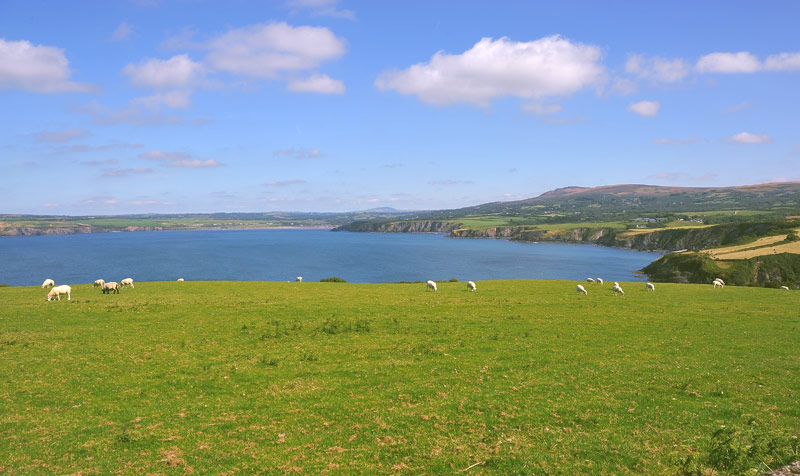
[102,167,153,177]
[205,22,346,78]
[0,38,97,93]
[626,54,689,83]
[111,21,132,41]
[123,54,204,88]
[652,137,700,146]
[265,179,307,186]
[696,52,761,73]
[286,74,345,94]
[286,0,356,20]
[729,131,772,144]
[628,100,660,117]
[764,51,800,71]
[375,35,606,107]
[273,147,323,159]
[522,103,563,115]
[31,128,88,143]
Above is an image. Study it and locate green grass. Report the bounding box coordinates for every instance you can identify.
[1,281,799,475]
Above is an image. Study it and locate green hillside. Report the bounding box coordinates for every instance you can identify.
[2,281,798,475]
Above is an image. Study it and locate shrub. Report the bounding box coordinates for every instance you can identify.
[448,278,459,282]
[320,277,347,283]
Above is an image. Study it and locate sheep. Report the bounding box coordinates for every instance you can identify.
[467,281,476,292]
[586,278,595,284]
[713,279,724,289]
[41,279,54,289]
[597,278,604,285]
[93,279,105,288]
[102,282,120,294]
[120,278,134,288]
[714,278,725,286]
[576,284,587,295]
[296,276,303,282]
[780,285,789,290]
[646,282,655,292]
[177,278,184,282]
[612,283,625,296]
[47,285,71,301]
[426,280,437,292]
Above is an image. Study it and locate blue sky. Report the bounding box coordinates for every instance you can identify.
[1,0,799,214]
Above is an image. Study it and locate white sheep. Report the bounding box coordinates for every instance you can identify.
[586,278,595,284]
[714,278,725,286]
[597,278,604,285]
[120,278,134,288]
[467,281,476,292]
[177,278,184,282]
[612,283,625,296]
[576,284,587,295]
[426,280,437,292]
[296,276,303,282]
[713,279,724,288]
[93,279,105,288]
[780,285,789,290]
[102,282,120,294]
[646,282,655,292]
[41,279,54,289]
[47,285,71,301]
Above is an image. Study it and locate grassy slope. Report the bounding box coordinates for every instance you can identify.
[1,281,799,475]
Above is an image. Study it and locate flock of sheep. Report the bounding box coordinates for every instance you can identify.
[575,277,643,296]
[42,277,138,301]
[425,280,476,292]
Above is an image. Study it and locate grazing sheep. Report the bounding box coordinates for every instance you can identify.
[426,280,437,292]
[646,282,655,292]
[47,285,71,301]
[586,278,595,284]
[177,278,184,282]
[612,283,625,296]
[102,282,120,294]
[120,278,134,288]
[780,285,789,290]
[296,276,303,282]
[93,279,105,288]
[713,279,724,289]
[467,281,476,292]
[576,284,587,295]
[714,278,725,286]
[597,278,604,285]
[41,279,54,289]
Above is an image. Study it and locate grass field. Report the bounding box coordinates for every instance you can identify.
[1,281,799,475]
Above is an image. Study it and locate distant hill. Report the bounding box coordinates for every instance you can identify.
[418,182,800,222]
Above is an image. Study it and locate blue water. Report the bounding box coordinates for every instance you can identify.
[0,229,661,286]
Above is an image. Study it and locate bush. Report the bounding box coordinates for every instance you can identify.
[0,283,8,287]
[320,277,347,283]
[448,278,459,282]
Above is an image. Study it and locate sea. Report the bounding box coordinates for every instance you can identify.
[0,229,662,286]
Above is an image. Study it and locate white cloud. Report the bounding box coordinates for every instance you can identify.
[0,38,96,93]
[111,21,132,41]
[628,100,660,117]
[168,159,221,168]
[205,22,346,78]
[75,101,210,126]
[729,131,772,144]
[123,54,204,88]
[286,0,356,20]
[31,128,89,143]
[522,103,563,115]
[696,52,761,73]
[102,167,153,177]
[286,74,345,94]
[375,35,606,107]
[139,151,190,161]
[764,52,800,71]
[625,54,689,83]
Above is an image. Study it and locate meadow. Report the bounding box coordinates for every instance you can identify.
[1,280,798,475]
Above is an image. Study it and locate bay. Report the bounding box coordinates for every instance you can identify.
[0,229,661,286]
